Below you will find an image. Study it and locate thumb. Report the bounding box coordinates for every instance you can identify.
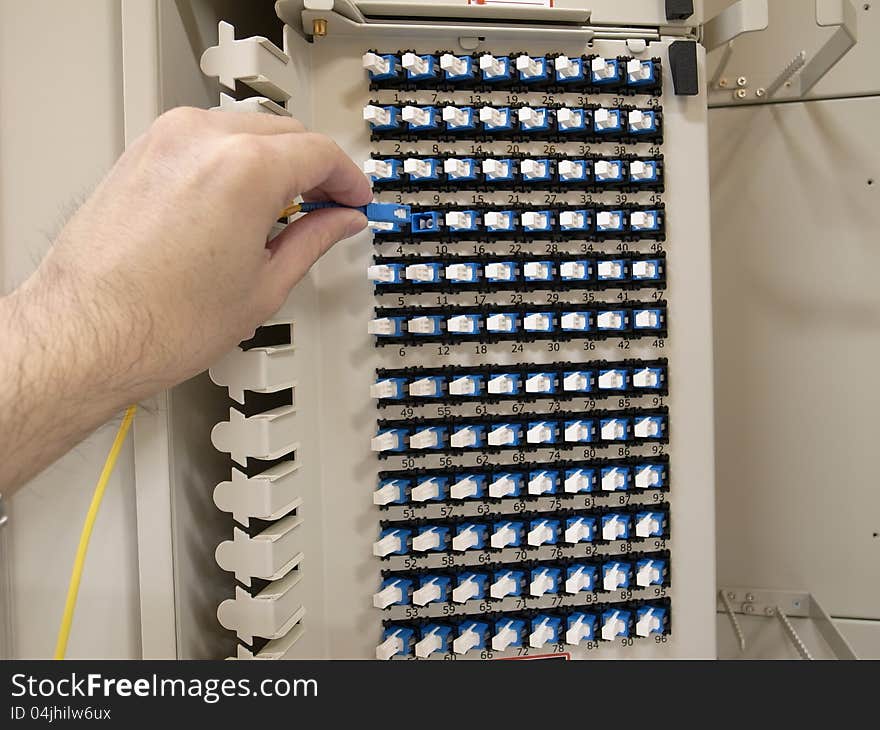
[267,207,367,291]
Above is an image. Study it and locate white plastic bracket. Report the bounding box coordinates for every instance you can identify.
[799,0,858,96]
[211,407,299,465]
[702,0,769,51]
[209,322,296,403]
[200,21,296,102]
[217,570,305,645]
[234,623,305,660]
[214,462,302,528]
[213,91,291,116]
[215,516,304,586]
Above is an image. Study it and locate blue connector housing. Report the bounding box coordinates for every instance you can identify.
[601,513,631,541]
[413,476,449,502]
[635,463,665,489]
[530,615,562,645]
[364,54,399,82]
[528,468,559,492]
[377,527,411,555]
[564,420,596,443]
[636,606,668,637]
[373,377,407,399]
[636,558,667,587]
[375,478,408,505]
[627,59,656,86]
[566,563,598,591]
[591,58,621,84]
[454,524,488,551]
[492,569,524,597]
[566,516,597,543]
[601,466,632,492]
[455,573,488,601]
[530,566,562,593]
[441,55,475,82]
[567,613,597,644]
[411,211,442,234]
[492,523,524,549]
[380,626,414,657]
[636,511,667,537]
[414,526,449,552]
[564,467,596,493]
[529,519,560,545]
[374,428,408,451]
[480,55,512,82]
[452,473,486,498]
[603,560,632,590]
[417,624,452,656]
[601,609,632,640]
[417,575,451,603]
[402,53,437,81]
[377,577,412,606]
[490,472,523,498]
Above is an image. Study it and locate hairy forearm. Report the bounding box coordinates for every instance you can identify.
[0,266,158,496]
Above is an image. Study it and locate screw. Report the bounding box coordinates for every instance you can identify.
[765,607,775,616]
[735,89,747,99]
[726,591,736,600]
[745,593,755,602]
[756,88,766,97]
[737,76,748,87]
[312,18,328,37]
[744,604,755,614]
[718,78,729,88]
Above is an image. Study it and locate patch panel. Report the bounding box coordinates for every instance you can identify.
[366,153,665,193]
[377,598,671,659]
[372,407,669,456]
[369,303,667,345]
[363,51,662,96]
[369,253,667,293]
[371,359,668,406]
[376,455,669,507]
[372,204,666,242]
[363,41,684,660]
[366,102,664,144]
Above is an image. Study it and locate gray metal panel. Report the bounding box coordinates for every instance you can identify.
[710,96,880,620]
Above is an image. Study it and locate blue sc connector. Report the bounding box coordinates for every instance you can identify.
[490,522,524,551]
[403,157,440,182]
[407,315,444,337]
[487,372,521,395]
[444,157,479,182]
[409,425,447,451]
[630,210,661,232]
[516,54,550,83]
[526,422,558,447]
[367,263,404,285]
[594,159,625,183]
[408,375,445,398]
[566,613,597,645]
[446,312,481,335]
[411,211,443,234]
[401,105,439,131]
[602,560,631,591]
[598,368,628,391]
[595,309,628,331]
[633,309,664,332]
[555,54,586,82]
[529,566,561,596]
[528,468,559,493]
[299,201,412,231]
[479,106,514,132]
[413,576,451,605]
[564,467,596,494]
[597,259,626,282]
[479,54,513,83]
[448,374,484,396]
[559,210,591,232]
[631,258,663,281]
[445,262,481,284]
[529,615,562,648]
[601,465,631,493]
[444,210,480,233]
[453,621,489,655]
[601,513,631,542]
[415,624,452,658]
[628,109,658,134]
[528,519,560,547]
[636,606,668,638]
[564,419,595,444]
[490,569,524,599]
[362,52,399,82]
[601,608,632,641]
[489,472,523,499]
[373,577,412,609]
[523,312,555,333]
[401,52,437,81]
[626,58,656,86]
[520,159,553,183]
[634,415,665,442]
[636,558,667,588]
[518,107,551,133]
[557,108,588,133]
[371,377,408,399]
[565,516,597,545]
[450,473,486,500]
[372,428,409,452]
[635,510,666,538]
[412,476,449,503]
[635,462,665,490]
[442,105,477,131]
[593,107,623,133]
[600,417,631,442]
[452,524,487,552]
[525,371,556,393]
[482,159,516,183]
[484,211,517,233]
[373,527,411,557]
[413,526,450,553]
[521,210,553,233]
[405,262,443,284]
[376,626,414,660]
[373,478,409,507]
[596,210,626,233]
[488,422,523,447]
[364,158,402,182]
[492,619,525,652]
[591,56,621,84]
[453,574,488,604]
[440,53,475,82]
[630,159,659,183]
[565,563,598,593]
[559,261,591,281]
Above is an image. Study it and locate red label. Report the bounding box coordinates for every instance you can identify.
[469,0,555,7]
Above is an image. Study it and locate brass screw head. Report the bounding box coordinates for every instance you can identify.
[313,18,328,37]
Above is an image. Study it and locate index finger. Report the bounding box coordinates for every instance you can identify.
[261,132,373,209]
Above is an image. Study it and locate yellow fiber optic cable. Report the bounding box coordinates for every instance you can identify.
[53,405,137,660]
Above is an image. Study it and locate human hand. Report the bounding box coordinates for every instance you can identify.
[24,106,371,396]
